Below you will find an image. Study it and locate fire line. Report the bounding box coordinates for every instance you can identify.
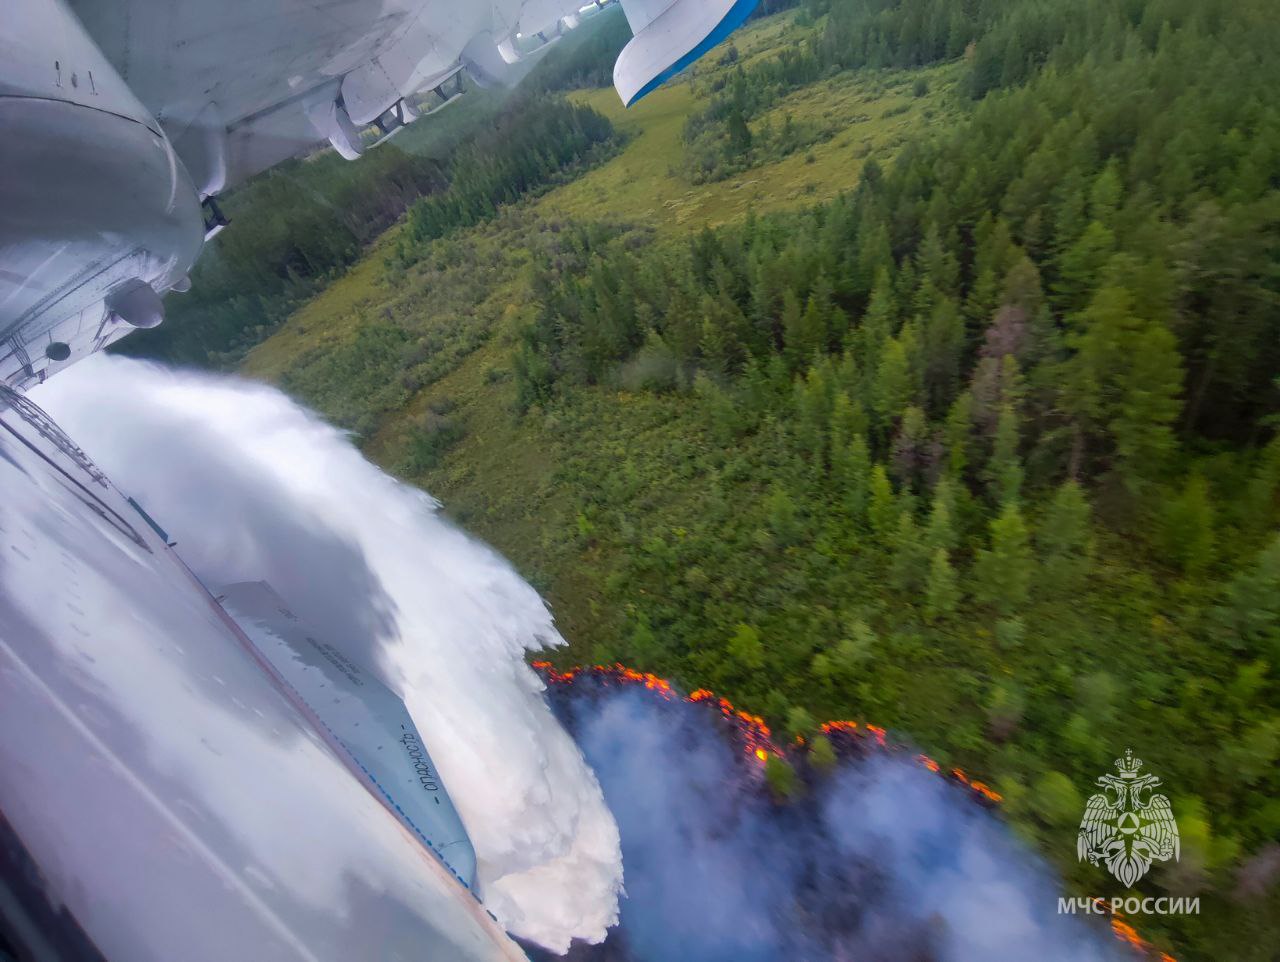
[532,660,1180,962]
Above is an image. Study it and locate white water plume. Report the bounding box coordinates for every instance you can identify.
[34,354,622,953]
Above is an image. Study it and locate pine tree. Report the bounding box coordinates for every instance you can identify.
[926,476,957,553]
[1002,253,1044,318]
[922,297,965,415]
[858,268,897,374]
[868,464,896,541]
[975,501,1033,615]
[965,264,1000,328]
[1088,160,1123,226]
[726,105,752,155]
[925,547,960,622]
[1063,278,1183,493]
[748,255,783,351]
[793,366,831,466]
[834,432,872,521]
[781,290,807,373]
[765,483,802,547]
[1036,480,1093,591]
[890,404,930,489]
[945,390,975,479]
[808,274,840,351]
[799,294,828,359]
[1113,322,1183,494]
[699,313,732,378]
[1161,475,1215,578]
[986,402,1024,504]
[872,336,912,435]
[916,223,960,300]
[1055,221,1116,313]
[966,216,1015,324]
[829,391,868,461]
[890,509,929,592]
[855,229,894,305]
[764,754,798,798]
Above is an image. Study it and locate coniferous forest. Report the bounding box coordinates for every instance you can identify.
[126,1,1280,957]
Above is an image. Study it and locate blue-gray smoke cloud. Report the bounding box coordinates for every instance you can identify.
[539,684,1129,962]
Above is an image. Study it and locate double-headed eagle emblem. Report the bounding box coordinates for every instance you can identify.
[1077,749,1180,886]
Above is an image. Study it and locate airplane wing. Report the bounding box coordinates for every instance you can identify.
[0,383,527,961]
[0,0,755,391]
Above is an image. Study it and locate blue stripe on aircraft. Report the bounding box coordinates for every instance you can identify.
[625,0,761,106]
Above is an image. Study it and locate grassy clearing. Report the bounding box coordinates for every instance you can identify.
[542,57,960,231]
[241,231,404,382]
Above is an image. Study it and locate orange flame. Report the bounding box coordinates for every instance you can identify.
[533,660,1173,961]
[1109,914,1178,961]
[948,767,1004,804]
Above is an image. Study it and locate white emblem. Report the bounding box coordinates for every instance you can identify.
[1077,749,1180,887]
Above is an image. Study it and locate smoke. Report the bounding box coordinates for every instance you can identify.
[33,355,622,953]
[540,680,1132,962]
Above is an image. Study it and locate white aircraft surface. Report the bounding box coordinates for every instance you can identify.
[0,0,754,389]
[0,0,756,958]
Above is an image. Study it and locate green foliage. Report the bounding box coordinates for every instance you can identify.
[1215,534,1280,655]
[1031,771,1082,829]
[994,616,1025,651]
[764,754,799,798]
[764,484,802,547]
[987,403,1024,504]
[1161,475,1216,578]
[986,679,1026,740]
[808,733,838,770]
[974,502,1033,615]
[1036,480,1093,592]
[924,547,960,622]
[1063,276,1184,493]
[401,406,467,474]
[867,464,897,540]
[404,97,614,246]
[786,705,816,739]
[727,623,766,670]
[890,510,929,593]
[925,478,957,553]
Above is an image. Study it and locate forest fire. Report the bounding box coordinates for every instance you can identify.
[531,667,1005,809]
[1110,917,1177,962]
[532,660,1180,962]
[536,662,1009,806]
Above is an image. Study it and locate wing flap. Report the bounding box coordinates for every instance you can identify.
[217,581,478,891]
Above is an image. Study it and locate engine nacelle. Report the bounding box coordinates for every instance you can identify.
[0,0,204,387]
